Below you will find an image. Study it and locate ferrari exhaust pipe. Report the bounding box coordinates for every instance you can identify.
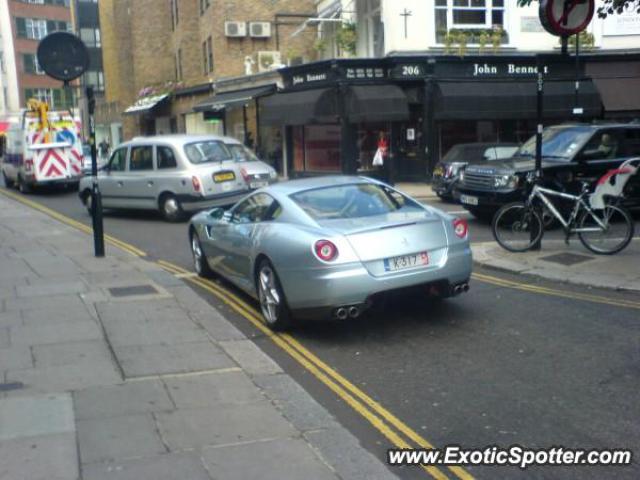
[348,306,360,318]
[462,283,470,293]
[454,285,462,295]
[336,308,348,320]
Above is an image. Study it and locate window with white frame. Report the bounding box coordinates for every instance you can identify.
[435,0,506,43]
[80,28,101,47]
[25,88,54,106]
[358,0,384,57]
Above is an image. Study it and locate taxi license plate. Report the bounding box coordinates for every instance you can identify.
[213,172,235,183]
[384,252,429,272]
[460,194,479,206]
[250,181,268,189]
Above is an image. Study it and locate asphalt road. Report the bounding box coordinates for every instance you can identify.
[2,180,638,480]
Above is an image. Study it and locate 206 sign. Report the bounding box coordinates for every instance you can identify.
[392,64,424,79]
[539,0,595,36]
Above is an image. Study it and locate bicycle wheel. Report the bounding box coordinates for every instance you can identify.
[492,202,544,252]
[578,205,634,255]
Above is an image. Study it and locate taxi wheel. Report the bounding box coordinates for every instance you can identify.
[160,194,185,222]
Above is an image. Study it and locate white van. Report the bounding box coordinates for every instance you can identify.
[1,108,84,193]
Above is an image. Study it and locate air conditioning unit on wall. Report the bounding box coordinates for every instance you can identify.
[249,22,271,38]
[225,21,247,38]
[257,51,281,72]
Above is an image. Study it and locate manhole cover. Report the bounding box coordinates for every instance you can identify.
[540,253,594,266]
[108,285,159,297]
[0,382,24,392]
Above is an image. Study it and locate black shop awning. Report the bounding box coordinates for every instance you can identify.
[194,84,277,112]
[260,85,410,125]
[435,80,602,120]
[588,61,640,114]
[346,85,410,123]
[260,88,338,125]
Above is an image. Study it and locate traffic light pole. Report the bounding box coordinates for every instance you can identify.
[86,86,105,257]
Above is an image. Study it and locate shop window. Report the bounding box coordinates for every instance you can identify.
[305,126,341,172]
[357,124,389,172]
[435,0,507,44]
[293,127,305,172]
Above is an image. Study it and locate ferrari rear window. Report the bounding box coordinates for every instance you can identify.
[290,184,422,220]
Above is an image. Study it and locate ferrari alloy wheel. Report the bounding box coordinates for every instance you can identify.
[257,260,291,331]
[191,232,212,277]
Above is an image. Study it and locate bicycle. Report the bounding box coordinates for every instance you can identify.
[492,158,639,255]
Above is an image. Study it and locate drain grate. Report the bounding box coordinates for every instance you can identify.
[0,382,24,392]
[108,285,159,297]
[540,253,594,266]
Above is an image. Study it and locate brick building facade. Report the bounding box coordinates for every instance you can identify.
[96,0,317,143]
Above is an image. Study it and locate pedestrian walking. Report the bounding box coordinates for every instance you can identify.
[372,131,391,184]
[98,139,110,160]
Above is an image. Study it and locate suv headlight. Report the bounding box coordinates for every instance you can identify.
[494,175,518,189]
[269,168,278,180]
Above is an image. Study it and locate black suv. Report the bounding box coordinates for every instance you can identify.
[454,124,640,220]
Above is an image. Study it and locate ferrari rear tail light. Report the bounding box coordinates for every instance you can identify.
[314,240,338,262]
[192,176,202,193]
[453,218,468,239]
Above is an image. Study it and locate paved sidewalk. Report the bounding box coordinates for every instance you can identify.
[473,238,640,292]
[394,182,436,201]
[0,193,397,480]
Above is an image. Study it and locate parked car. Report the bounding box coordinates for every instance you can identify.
[78,135,277,221]
[80,143,108,175]
[454,124,640,221]
[189,176,472,330]
[432,143,519,200]
[224,142,278,189]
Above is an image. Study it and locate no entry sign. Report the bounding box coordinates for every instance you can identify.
[539,0,595,36]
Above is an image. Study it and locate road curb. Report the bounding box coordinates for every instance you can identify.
[471,241,640,293]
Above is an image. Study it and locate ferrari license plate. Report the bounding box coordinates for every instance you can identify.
[213,172,235,183]
[384,252,429,272]
[460,194,479,206]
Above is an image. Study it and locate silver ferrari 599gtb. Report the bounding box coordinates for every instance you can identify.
[189,176,472,330]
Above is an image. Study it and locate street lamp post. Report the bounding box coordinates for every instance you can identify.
[86,86,105,257]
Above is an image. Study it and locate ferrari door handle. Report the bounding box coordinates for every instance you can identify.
[147,181,154,186]
[117,181,123,187]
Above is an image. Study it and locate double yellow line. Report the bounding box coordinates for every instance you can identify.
[157,259,474,480]
[472,272,640,310]
[0,188,146,257]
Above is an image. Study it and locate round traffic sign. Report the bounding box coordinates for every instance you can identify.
[37,32,90,82]
[539,0,595,36]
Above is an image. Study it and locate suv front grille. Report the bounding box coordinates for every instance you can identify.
[463,172,495,189]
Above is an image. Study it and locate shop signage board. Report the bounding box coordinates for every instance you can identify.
[434,60,580,79]
[282,61,390,89]
[389,63,427,80]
